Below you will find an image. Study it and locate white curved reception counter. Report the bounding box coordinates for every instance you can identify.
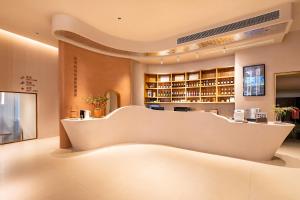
[61,106,294,161]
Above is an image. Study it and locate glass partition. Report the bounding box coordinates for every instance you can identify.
[0,92,37,144]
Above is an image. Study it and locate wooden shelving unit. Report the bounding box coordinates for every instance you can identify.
[144,66,235,104]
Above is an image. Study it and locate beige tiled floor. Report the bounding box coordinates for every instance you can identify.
[1,137,300,200]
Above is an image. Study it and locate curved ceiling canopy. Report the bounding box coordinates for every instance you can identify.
[52,3,292,64]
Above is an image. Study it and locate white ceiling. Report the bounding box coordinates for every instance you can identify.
[1,0,300,47]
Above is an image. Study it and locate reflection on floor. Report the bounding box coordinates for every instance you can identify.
[1,137,300,200]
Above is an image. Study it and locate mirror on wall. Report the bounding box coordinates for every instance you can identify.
[275,72,300,139]
[105,90,120,115]
[0,92,37,144]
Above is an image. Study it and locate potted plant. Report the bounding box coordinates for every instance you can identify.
[274,106,293,123]
[85,95,109,118]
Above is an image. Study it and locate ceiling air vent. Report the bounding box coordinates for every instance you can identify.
[177,10,280,44]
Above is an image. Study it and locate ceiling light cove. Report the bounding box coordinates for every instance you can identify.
[0,28,57,51]
[52,3,292,64]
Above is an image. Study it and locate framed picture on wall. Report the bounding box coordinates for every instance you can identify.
[243,64,265,96]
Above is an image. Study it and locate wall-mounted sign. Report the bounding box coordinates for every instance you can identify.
[20,75,38,93]
[243,64,265,96]
[73,56,78,97]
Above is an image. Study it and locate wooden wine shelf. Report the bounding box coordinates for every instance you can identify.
[201,77,217,80]
[144,66,235,104]
[201,85,216,88]
[144,102,235,104]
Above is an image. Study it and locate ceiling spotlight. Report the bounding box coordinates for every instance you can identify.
[176,56,180,63]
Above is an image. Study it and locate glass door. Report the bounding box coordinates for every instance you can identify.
[0,92,37,144]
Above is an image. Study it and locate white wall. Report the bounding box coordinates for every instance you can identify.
[235,30,300,120]
[20,93,37,140]
[0,29,59,138]
[131,62,148,105]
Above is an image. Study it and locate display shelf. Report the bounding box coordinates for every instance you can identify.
[186,86,200,89]
[144,66,234,104]
[217,84,234,87]
[218,95,234,97]
[144,101,235,104]
[201,95,216,97]
[145,81,157,83]
[217,67,234,78]
[218,76,234,79]
[186,79,200,82]
[201,77,216,80]
[172,80,186,82]
[157,81,171,83]
[201,85,216,88]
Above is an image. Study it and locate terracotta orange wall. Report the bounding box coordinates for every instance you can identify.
[59,41,132,148]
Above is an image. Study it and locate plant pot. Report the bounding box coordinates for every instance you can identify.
[93,108,104,118]
[275,113,283,123]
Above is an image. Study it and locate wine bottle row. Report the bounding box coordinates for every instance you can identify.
[172,82,185,87]
[158,91,171,97]
[172,91,185,97]
[146,90,156,97]
[186,90,200,96]
[217,78,234,85]
[202,80,215,86]
[219,87,234,95]
[158,83,171,88]
[187,81,200,87]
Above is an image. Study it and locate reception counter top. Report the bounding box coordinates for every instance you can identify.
[62,106,294,161]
